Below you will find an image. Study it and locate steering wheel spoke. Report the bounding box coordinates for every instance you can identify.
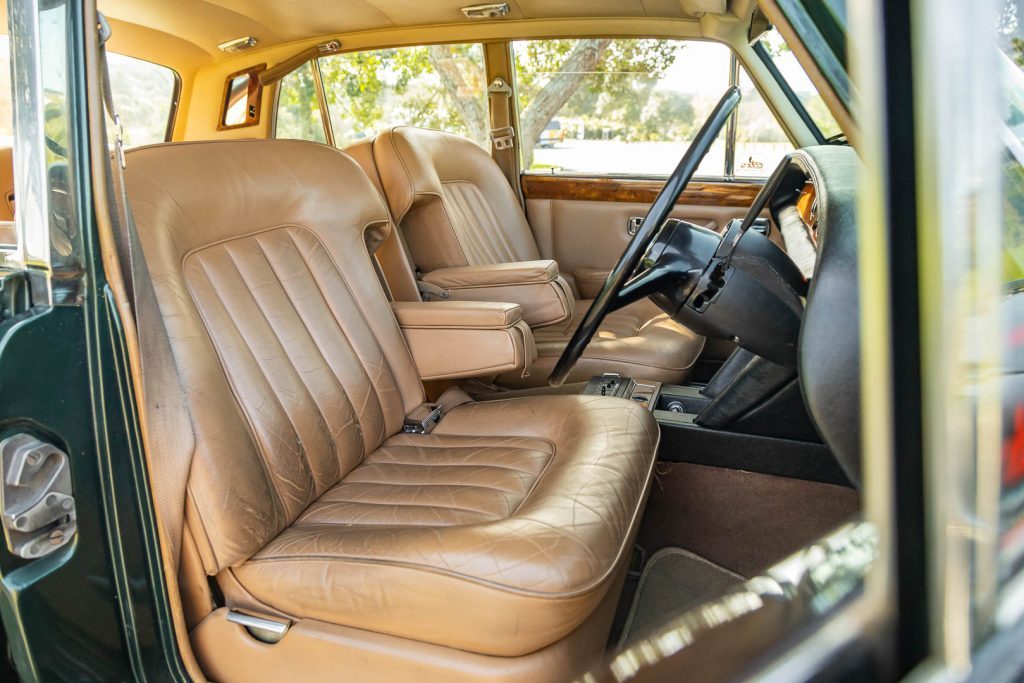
[548,86,742,386]
[617,266,667,308]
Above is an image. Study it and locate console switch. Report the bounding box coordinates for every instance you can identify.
[582,374,661,412]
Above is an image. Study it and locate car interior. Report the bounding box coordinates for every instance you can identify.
[0,1,866,680]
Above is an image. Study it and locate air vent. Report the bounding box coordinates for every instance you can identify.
[218,36,258,53]
[461,3,509,19]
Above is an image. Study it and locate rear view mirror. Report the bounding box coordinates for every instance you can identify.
[220,64,265,129]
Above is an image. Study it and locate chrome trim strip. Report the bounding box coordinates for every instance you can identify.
[8,0,49,278]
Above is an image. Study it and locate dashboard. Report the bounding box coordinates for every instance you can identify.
[795,181,819,242]
[775,174,820,279]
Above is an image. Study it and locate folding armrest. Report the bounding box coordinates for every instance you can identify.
[392,301,536,381]
[420,259,574,328]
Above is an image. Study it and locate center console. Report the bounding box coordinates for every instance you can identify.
[582,373,661,410]
[580,363,852,487]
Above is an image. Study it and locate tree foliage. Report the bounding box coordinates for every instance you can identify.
[276,39,684,165]
[1000,0,1024,66]
[514,39,679,164]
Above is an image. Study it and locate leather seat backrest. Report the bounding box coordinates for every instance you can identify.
[373,126,540,272]
[796,146,861,486]
[125,140,426,572]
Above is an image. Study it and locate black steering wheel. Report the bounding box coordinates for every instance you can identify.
[549,86,742,386]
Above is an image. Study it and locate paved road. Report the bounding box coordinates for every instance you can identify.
[531,139,790,178]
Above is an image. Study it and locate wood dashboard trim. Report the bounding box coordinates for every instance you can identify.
[521,174,762,208]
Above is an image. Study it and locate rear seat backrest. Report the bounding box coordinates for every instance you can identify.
[373,126,540,272]
[125,140,425,572]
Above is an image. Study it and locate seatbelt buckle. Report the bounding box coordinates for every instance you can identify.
[490,126,515,151]
[402,403,443,434]
[416,280,450,301]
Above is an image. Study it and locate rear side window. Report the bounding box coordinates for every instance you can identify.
[0,36,175,151]
[105,52,178,147]
[279,44,488,149]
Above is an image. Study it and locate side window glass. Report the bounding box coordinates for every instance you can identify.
[0,40,176,256]
[275,62,328,143]
[107,53,178,147]
[317,44,487,149]
[512,39,731,176]
[734,67,795,178]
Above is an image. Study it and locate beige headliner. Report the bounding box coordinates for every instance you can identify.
[2,0,827,147]
[95,0,744,70]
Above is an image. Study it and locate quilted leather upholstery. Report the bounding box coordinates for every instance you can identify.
[124,139,659,659]
[373,126,540,271]
[232,396,657,655]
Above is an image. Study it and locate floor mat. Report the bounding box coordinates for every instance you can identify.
[618,547,744,647]
[636,462,860,576]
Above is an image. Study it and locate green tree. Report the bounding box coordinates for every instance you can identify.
[514,39,677,165]
[1000,0,1024,65]
[276,62,326,143]
[276,40,679,167]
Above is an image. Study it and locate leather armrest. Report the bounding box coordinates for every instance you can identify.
[392,301,536,381]
[421,260,574,328]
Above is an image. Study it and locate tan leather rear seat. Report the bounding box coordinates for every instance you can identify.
[353,126,704,386]
[125,139,658,682]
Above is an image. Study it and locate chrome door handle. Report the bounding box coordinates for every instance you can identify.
[627,216,643,236]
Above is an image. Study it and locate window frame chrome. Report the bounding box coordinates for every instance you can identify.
[6,0,85,306]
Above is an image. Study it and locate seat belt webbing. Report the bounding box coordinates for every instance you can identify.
[487,77,522,203]
[99,15,196,570]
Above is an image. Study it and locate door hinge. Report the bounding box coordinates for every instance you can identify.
[1,433,77,559]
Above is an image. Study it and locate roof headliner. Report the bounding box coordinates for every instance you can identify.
[95,0,740,69]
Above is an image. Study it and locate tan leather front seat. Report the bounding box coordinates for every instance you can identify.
[365,126,705,386]
[125,139,658,683]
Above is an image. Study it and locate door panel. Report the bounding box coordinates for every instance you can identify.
[522,175,770,298]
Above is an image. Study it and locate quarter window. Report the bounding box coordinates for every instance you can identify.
[105,52,178,147]
[275,61,328,143]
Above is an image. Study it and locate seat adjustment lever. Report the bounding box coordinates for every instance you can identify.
[227,610,291,644]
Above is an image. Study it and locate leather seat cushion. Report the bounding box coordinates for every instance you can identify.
[502,298,704,386]
[230,395,658,657]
